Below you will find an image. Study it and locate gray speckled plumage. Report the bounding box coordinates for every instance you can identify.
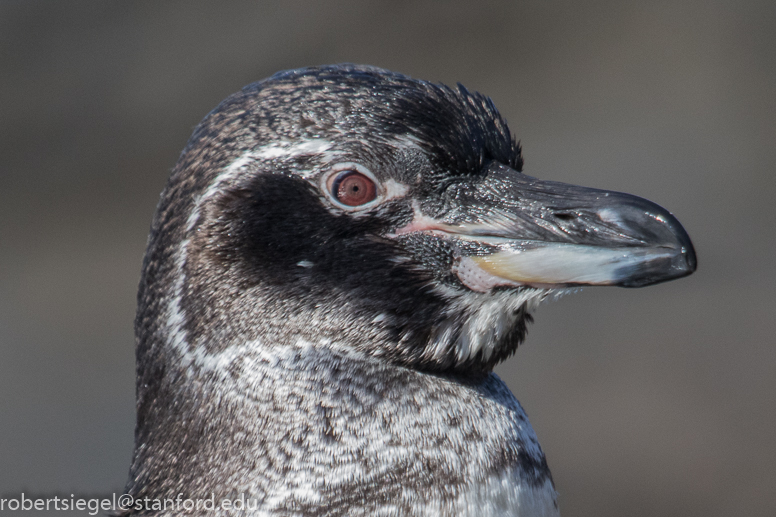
[121,65,695,516]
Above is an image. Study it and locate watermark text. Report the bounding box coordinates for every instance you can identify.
[0,493,262,514]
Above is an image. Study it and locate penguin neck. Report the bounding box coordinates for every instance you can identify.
[129,334,557,516]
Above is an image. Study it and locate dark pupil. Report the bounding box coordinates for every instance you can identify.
[334,171,375,206]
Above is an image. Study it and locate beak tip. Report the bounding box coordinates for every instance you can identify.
[618,243,697,288]
[684,244,698,273]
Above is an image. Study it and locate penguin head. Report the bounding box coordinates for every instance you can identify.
[137,64,696,377]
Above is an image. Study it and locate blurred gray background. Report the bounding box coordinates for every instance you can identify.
[1,1,774,516]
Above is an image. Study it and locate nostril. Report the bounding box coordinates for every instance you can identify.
[554,212,575,221]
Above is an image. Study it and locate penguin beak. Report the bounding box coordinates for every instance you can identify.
[395,163,696,290]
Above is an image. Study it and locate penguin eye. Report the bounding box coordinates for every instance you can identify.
[328,170,377,206]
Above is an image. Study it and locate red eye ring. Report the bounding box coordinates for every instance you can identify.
[328,170,377,207]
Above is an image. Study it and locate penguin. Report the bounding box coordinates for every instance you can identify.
[122,64,696,516]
